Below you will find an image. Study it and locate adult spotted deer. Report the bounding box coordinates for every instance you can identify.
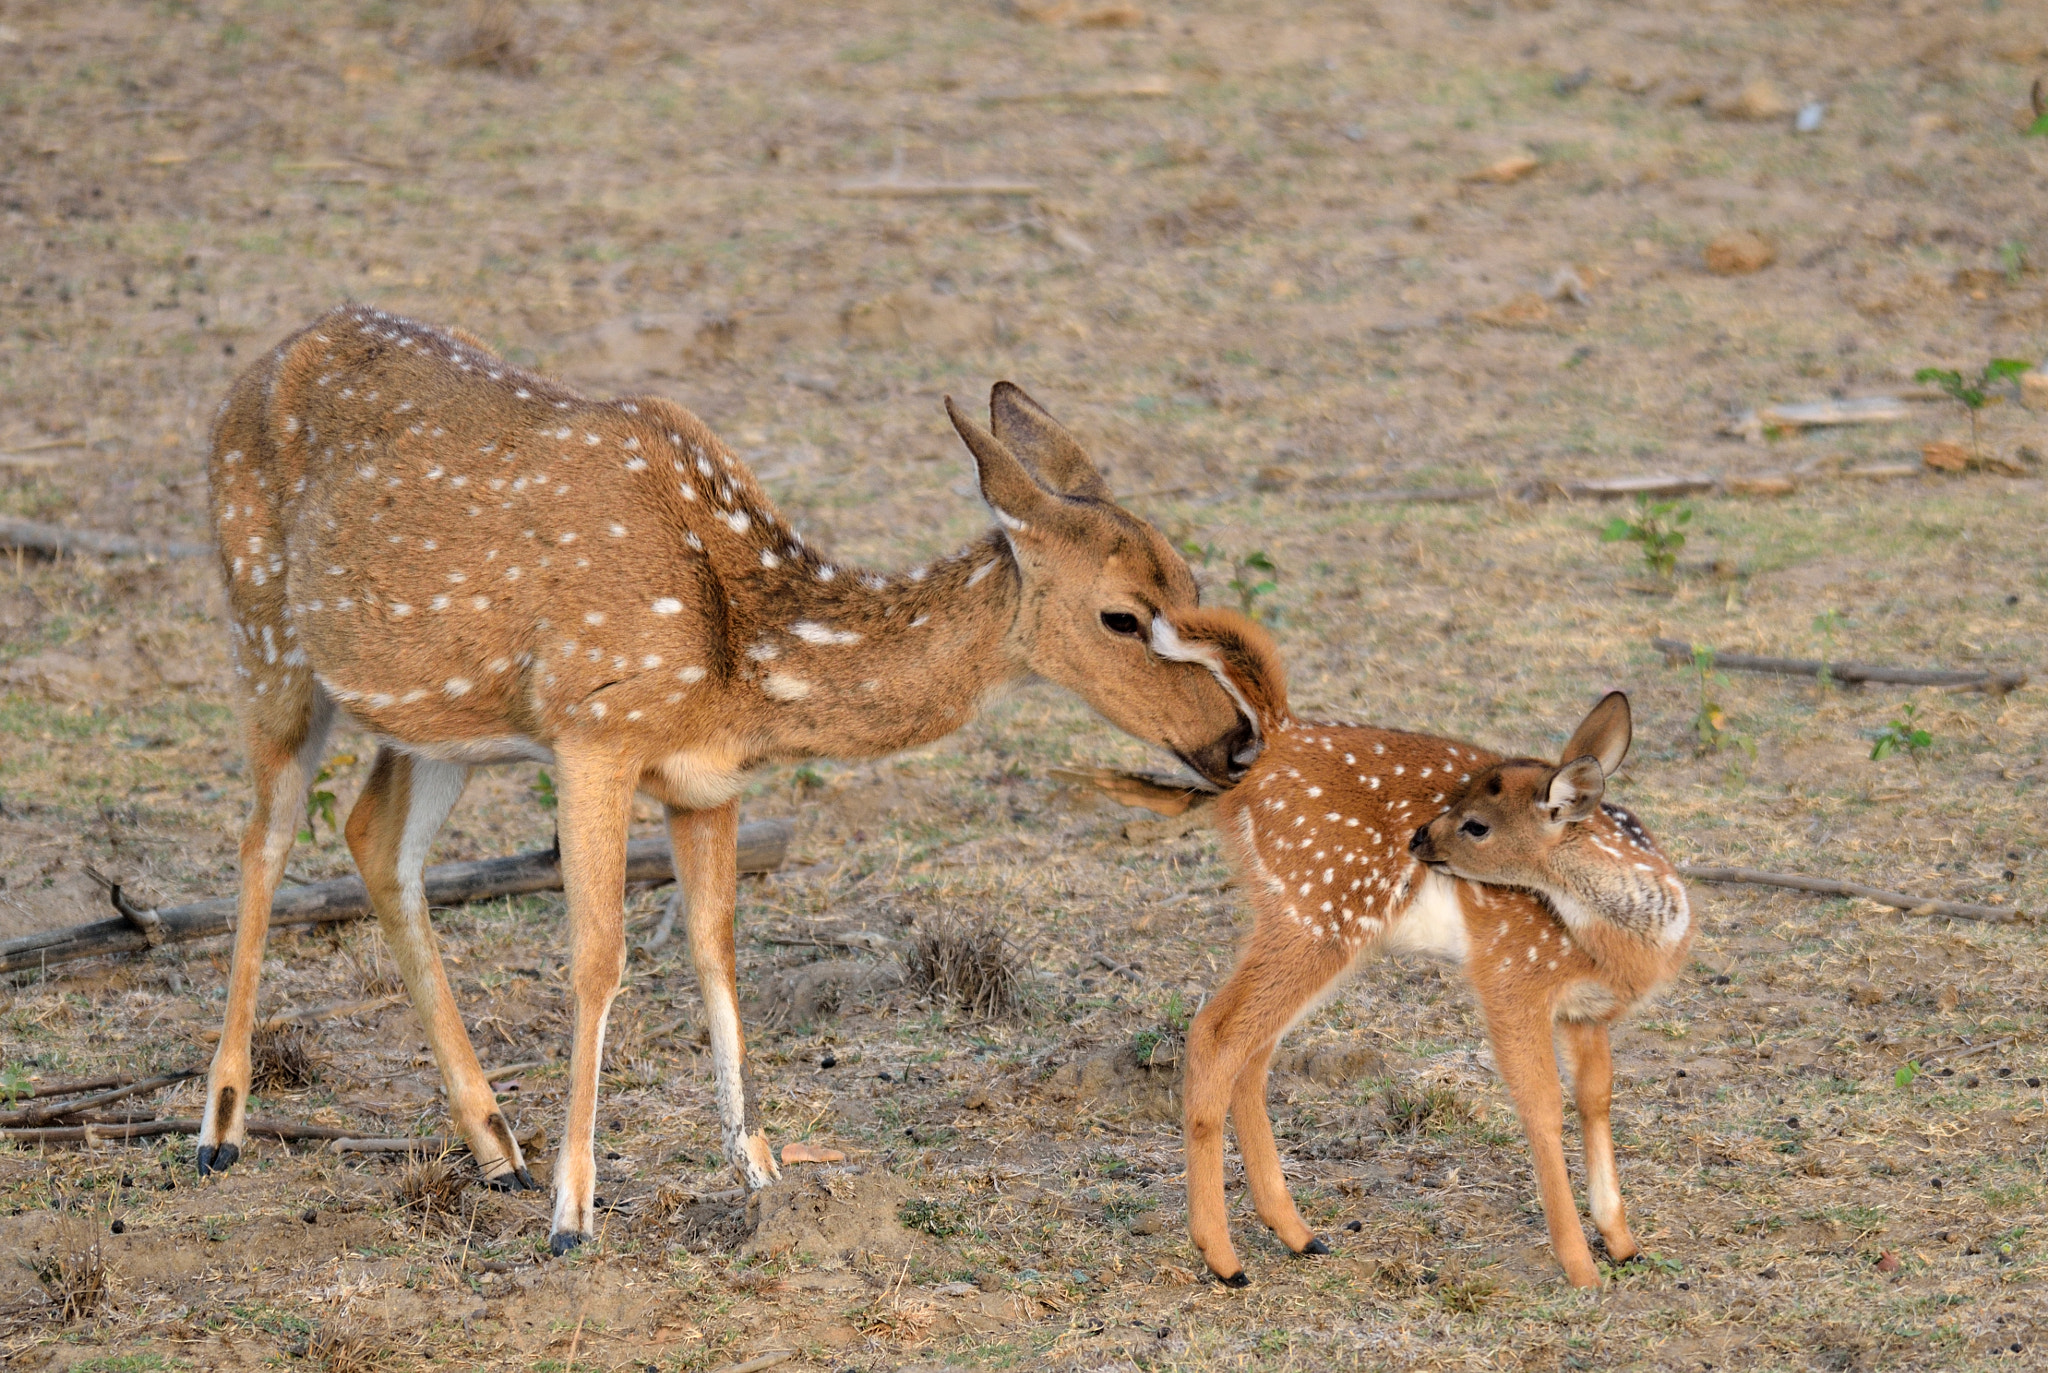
[1157,609,1691,1288]
[200,306,1255,1254]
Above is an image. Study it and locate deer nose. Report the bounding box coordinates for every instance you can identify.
[1408,825,1434,858]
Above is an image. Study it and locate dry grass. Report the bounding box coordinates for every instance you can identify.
[907,913,1023,1020]
[442,0,536,77]
[392,1154,468,1233]
[30,1224,108,1323]
[308,1319,383,1373]
[250,1020,321,1091]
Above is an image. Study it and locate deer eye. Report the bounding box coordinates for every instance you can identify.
[1100,611,1144,638]
[1458,818,1491,839]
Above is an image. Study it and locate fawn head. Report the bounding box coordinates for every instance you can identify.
[946,385,1257,785]
[1411,693,1688,942]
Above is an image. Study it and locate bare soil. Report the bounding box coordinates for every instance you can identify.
[3,1,2046,1369]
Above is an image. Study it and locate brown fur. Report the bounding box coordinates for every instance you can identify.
[1162,609,1692,1288]
[198,305,1253,1252]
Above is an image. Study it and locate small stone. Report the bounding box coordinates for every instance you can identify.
[1876,1250,1901,1273]
[1922,442,1969,473]
[1705,231,1776,275]
[1846,979,1885,1006]
[302,1208,317,1224]
[1344,1219,1363,1232]
[1129,1211,1163,1236]
[110,1219,125,1235]
[1759,1265,1778,1280]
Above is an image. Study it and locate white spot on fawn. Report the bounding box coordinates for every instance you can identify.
[652,598,683,615]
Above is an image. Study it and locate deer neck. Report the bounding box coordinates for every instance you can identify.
[1543,807,1690,951]
[724,529,1027,760]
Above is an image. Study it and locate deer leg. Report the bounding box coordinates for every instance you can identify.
[1184,932,1348,1285]
[670,800,779,1189]
[344,750,530,1190]
[1231,1038,1326,1258]
[1561,1020,1635,1261]
[1484,1004,1599,1287]
[198,690,335,1175]
[546,745,635,1254]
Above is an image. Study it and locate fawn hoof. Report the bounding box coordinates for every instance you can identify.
[195,1142,240,1177]
[1216,1269,1251,1289]
[1298,1238,1331,1256]
[548,1230,589,1257]
[485,1166,538,1193]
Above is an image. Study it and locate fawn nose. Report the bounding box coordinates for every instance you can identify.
[1408,824,1437,860]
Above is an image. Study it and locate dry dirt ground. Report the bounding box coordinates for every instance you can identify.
[3,1,2048,1369]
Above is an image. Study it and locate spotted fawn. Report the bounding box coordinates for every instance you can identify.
[1154,608,1692,1288]
[199,305,1256,1254]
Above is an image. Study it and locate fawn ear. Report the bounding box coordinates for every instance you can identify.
[945,396,1069,538]
[1541,756,1607,824]
[988,382,1114,502]
[1561,691,1631,777]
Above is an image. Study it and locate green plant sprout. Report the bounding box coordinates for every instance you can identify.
[531,768,559,811]
[1602,496,1692,580]
[1895,1059,1922,1088]
[1869,703,1932,762]
[2028,78,2048,137]
[1914,359,2033,463]
[298,752,352,844]
[0,1063,31,1105]
[1181,541,1281,622]
[1812,609,1843,689]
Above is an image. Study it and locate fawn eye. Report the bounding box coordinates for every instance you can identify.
[1458,818,1491,839]
[1100,610,1144,638]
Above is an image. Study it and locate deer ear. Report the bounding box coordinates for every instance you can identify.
[1561,691,1631,777]
[1541,756,1606,824]
[945,396,1066,537]
[988,382,1114,502]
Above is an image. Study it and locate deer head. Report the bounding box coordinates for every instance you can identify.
[945,385,1257,785]
[1410,693,1686,943]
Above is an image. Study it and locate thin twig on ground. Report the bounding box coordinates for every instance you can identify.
[1679,865,2022,922]
[1652,639,2028,693]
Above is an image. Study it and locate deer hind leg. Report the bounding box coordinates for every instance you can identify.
[198,686,335,1176]
[1184,931,1350,1285]
[1560,1020,1635,1261]
[670,800,779,1190]
[546,745,636,1254]
[344,749,531,1190]
[1483,1001,1600,1287]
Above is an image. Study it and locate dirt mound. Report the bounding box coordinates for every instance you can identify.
[741,1165,914,1265]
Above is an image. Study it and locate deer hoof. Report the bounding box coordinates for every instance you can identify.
[1299,1238,1331,1256]
[486,1166,538,1193]
[195,1142,240,1176]
[1217,1269,1251,1289]
[548,1230,589,1257]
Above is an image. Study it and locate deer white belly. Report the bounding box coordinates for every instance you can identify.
[387,735,555,767]
[1383,867,1469,962]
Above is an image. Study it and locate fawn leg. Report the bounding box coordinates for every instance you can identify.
[197,690,334,1175]
[669,800,779,1189]
[1231,1038,1327,1256]
[345,749,531,1190]
[546,744,635,1253]
[1184,930,1348,1284]
[1484,1003,1600,1287]
[1560,1020,1635,1261]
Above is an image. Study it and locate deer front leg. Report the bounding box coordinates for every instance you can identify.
[198,698,333,1175]
[1485,1005,1600,1287]
[546,745,635,1254]
[1560,1020,1635,1262]
[345,749,532,1190]
[670,800,779,1189]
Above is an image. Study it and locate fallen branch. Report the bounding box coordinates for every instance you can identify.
[832,179,1039,198]
[1,1117,364,1146]
[1679,865,2022,923]
[0,1070,198,1128]
[0,517,209,561]
[1921,1036,2016,1069]
[1652,639,2027,694]
[6,1073,130,1103]
[0,820,794,975]
[976,76,1173,104]
[329,1135,454,1155]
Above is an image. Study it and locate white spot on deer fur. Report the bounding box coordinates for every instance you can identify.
[471,596,490,611]
[584,433,601,445]
[763,673,812,701]
[555,427,571,440]
[558,532,576,543]
[431,596,451,611]
[422,540,438,551]
[791,621,862,646]
[910,613,931,628]
[588,701,607,718]
[584,612,605,626]
[641,654,662,669]
[816,565,836,582]
[967,561,995,587]
[760,550,779,568]
[747,643,779,662]
[443,677,472,697]
[625,457,648,473]
[447,571,467,583]
[489,657,510,674]
[652,598,683,615]
[724,511,751,534]
[391,603,413,617]
[677,666,706,683]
